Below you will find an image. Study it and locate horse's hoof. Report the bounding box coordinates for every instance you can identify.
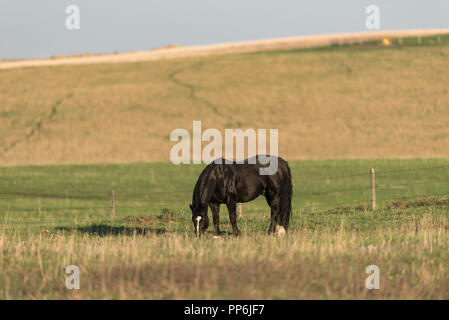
[213,235,221,239]
[275,225,286,236]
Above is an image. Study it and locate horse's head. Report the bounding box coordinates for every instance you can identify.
[189,203,209,236]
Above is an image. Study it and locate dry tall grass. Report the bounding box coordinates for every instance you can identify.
[1,214,448,299]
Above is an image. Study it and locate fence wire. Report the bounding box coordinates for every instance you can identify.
[0,164,448,213]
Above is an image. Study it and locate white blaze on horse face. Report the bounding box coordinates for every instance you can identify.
[195,216,202,236]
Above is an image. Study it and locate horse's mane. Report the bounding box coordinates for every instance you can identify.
[192,163,217,210]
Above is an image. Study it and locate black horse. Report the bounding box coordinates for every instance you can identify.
[189,155,292,236]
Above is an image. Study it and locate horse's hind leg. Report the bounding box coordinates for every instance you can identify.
[209,202,221,236]
[265,193,275,234]
[226,201,240,236]
[268,201,281,235]
[265,190,281,235]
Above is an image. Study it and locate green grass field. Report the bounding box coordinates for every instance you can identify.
[1,158,449,299]
[1,158,449,234]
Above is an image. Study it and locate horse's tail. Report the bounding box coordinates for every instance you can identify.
[280,160,292,230]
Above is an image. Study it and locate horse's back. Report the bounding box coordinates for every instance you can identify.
[207,155,287,168]
[201,155,289,203]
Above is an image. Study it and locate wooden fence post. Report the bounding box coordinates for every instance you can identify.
[237,203,242,218]
[370,168,376,211]
[109,191,115,221]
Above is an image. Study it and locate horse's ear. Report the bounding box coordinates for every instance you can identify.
[189,204,193,211]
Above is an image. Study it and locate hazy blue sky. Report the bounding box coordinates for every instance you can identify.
[1,0,448,60]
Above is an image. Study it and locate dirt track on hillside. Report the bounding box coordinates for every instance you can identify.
[2,29,449,70]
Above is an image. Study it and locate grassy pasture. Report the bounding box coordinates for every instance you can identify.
[1,34,449,299]
[1,158,449,299]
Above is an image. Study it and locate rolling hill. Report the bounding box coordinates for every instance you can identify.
[1,32,449,166]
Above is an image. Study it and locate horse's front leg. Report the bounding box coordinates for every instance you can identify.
[209,202,221,236]
[226,201,240,236]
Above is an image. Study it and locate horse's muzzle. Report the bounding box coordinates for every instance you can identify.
[194,216,209,237]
